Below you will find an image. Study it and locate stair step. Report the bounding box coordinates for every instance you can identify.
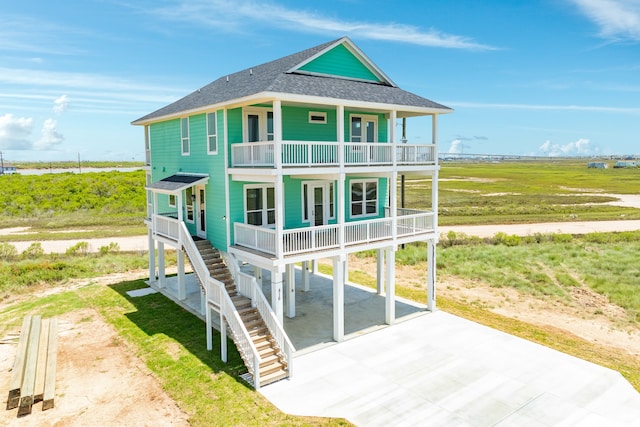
[259,346,277,359]
[260,369,289,387]
[260,353,282,367]
[237,305,256,315]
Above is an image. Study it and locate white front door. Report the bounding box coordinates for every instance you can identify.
[244,108,274,142]
[196,185,206,238]
[305,182,334,226]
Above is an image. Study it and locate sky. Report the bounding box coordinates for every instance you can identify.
[1,0,639,162]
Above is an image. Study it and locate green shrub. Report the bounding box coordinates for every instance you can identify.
[493,232,522,246]
[0,242,18,260]
[99,242,120,255]
[552,233,573,243]
[66,241,90,255]
[22,242,45,259]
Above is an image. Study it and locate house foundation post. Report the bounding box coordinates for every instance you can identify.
[385,247,396,325]
[302,261,310,291]
[148,230,156,281]
[285,264,296,318]
[200,288,206,315]
[427,240,437,311]
[206,305,212,351]
[158,242,166,288]
[272,269,284,325]
[177,250,186,300]
[333,256,345,342]
[220,309,227,362]
[376,248,385,295]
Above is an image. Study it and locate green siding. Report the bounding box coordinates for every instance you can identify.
[149,110,229,251]
[282,106,336,141]
[298,44,380,82]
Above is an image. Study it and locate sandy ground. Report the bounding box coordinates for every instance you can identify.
[0,270,191,427]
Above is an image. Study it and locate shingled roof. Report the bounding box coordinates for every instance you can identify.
[132,37,451,124]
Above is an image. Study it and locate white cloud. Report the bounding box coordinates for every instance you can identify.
[35,118,64,150]
[448,139,463,153]
[569,0,640,41]
[539,138,595,156]
[0,113,34,150]
[153,0,497,51]
[53,95,70,114]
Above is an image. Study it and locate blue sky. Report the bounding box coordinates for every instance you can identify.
[1,0,639,162]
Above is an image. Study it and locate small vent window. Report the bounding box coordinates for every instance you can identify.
[308,112,327,124]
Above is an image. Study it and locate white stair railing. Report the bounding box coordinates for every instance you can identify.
[176,223,262,388]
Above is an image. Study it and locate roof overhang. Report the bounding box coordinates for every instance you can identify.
[145,174,209,194]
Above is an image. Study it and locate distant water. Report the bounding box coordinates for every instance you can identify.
[15,167,144,176]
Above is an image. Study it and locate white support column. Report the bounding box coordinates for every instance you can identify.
[148,230,156,281]
[158,241,166,288]
[285,264,296,318]
[344,257,349,283]
[302,261,310,292]
[311,259,317,274]
[427,240,437,311]
[333,256,345,342]
[177,250,186,300]
[390,110,397,164]
[337,104,346,252]
[385,247,396,325]
[273,99,282,169]
[200,288,206,315]
[272,269,284,325]
[220,308,227,362]
[376,248,385,295]
[275,174,284,258]
[206,305,212,351]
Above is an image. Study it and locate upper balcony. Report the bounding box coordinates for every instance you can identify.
[231,141,436,170]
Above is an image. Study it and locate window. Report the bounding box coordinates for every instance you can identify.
[350,180,378,217]
[245,185,275,226]
[350,115,377,143]
[185,187,194,222]
[207,112,218,154]
[308,111,327,124]
[168,194,176,207]
[181,117,190,155]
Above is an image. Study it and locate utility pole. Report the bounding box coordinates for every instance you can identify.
[0,151,4,175]
[77,152,81,174]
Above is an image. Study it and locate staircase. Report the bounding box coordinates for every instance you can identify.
[191,239,289,387]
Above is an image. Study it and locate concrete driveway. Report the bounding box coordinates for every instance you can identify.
[260,311,640,426]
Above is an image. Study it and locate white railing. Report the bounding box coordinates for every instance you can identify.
[231,141,436,168]
[236,271,295,377]
[231,142,274,166]
[397,144,436,164]
[344,217,392,245]
[154,213,180,241]
[234,210,435,256]
[234,223,276,254]
[219,291,262,388]
[283,224,340,255]
[344,143,393,165]
[282,141,338,166]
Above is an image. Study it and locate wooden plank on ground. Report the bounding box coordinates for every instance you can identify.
[17,315,41,416]
[42,318,58,411]
[6,315,32,410]
[34,318,50,402]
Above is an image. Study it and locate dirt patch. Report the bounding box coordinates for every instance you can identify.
[0,308,190,426]
[346,255,640,358]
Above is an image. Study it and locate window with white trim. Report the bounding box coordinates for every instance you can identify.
[350,179,378,217]
[245,185,275,227]
[181,117,190,155]
[207,112,218,154]
[168,194,176,207]
[185,187,194,222]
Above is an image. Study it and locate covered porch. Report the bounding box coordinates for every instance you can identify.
[145,259,428,353]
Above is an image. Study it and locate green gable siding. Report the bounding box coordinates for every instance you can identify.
[298,44,380,82]
[282,107,336,141]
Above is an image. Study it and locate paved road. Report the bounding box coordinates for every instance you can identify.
[5,219,640,254]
